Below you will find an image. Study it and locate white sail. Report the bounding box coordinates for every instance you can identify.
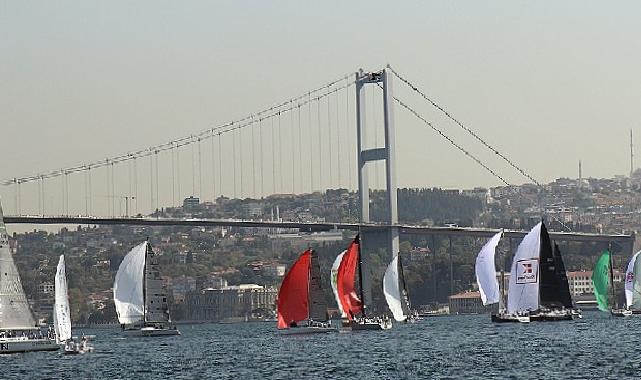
[0,200,37,330]
[113,241,147,324]
[330,250,346,318]
[507,222,542,314]
[383,254,406,322]
[624,250,641,309]
[475,231,502,305]
[54,255,72,342]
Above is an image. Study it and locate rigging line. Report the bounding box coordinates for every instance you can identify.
[391,89,573,232]
[171,144,176,206]
[308,92,314,192]
[133,158,138,214]
[2,80,356,187]
[328,93,333,190]
[218,133,222,198]
[149,155,154,213]
[291,102,295,194]
[251,115,257,198]
[211,133,216,200]
[239,127,244,198]
[346,75,353,190]
[198,138,203,200]
[298,104,303,193]
[271,117,276,196]
[317,95,323,191]
[1,74,352,187]
[155,151,160,212]
[233,128,237,198]
[336,85,342,188]
[259,118,264,198]
[387,65,541,187]
[191,137,196,197]
[278,111,283,193]
[392,93,510,186]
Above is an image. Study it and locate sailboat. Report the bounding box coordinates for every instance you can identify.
[54,255,93,354]
[277,248,334,334]
[334,235,392,331]
[475,231,530,323]
[113,241,180,337]
[494,221,579,322]
[383,252,417,322]
[592,250,630,317]
[623,250,641,315]
[0,200,58,353]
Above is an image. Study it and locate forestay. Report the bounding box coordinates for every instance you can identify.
[330,251,347,318]
[475,231,502,305]
[113,242,147,324]
[383,254,406,322]
[507,222,542,314]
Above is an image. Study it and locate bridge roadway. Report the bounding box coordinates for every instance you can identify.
[3,215,634,245]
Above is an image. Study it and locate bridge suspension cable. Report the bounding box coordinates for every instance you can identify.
[387,65,542,188]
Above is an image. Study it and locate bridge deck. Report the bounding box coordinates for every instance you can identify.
[3,215,633,244]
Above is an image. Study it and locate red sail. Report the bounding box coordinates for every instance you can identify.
[336,236,362,320]
[277,250,311,329]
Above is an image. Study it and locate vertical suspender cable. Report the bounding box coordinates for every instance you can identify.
[218,133,222,198]
[271,117,276,195]
[317,97,322,191]
[259,118,264,198]
[308,93,314,192]
[327,94,333,189]
[291,103,295,194]
[251,115,257,198]
[298,105,303,193]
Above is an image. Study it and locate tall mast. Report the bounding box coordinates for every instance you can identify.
[608,243,615,310]
[356,236,366,319]
[142,241,148,323]
[499,233,506,312]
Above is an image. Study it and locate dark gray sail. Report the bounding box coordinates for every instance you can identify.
[144,243,171,323]
[539,222,573,309]
[308,250,328,321]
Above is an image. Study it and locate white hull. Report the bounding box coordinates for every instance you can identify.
[0,338,59,354]
[344,318,393,331]
[123,327,181,337]
[278,326,337,335]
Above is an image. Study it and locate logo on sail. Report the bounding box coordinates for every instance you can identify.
[626,271,634,283]
[516,259,539,284]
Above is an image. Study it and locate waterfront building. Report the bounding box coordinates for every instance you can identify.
[180,284,277,322]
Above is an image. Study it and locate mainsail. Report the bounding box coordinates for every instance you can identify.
[113,242,147,324]
[507,222,542,314]
[277,250,311,329]
[336,236,363,320]
[330,250,347,318]
[475,231,502,305]
[539,224,573,309]
[54,255,72,343]
[624,250,641,309]
[383,254,405,322]
[0,200,36,330]
[591,250,611,312]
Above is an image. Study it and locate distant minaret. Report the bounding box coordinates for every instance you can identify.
[578,160,582,190]
[631,129,634,177]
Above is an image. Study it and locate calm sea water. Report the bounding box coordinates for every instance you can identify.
[2,312,640,379]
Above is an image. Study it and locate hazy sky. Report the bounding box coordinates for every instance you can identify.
[2,1,641,216]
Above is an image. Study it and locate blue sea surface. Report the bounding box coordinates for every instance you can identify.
[2,312,640,379]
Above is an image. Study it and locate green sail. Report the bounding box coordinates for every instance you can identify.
[591,250,611,312]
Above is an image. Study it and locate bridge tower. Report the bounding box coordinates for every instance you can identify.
[355,68,399,312]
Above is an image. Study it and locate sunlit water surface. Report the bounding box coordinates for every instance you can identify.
[2,312,640,379]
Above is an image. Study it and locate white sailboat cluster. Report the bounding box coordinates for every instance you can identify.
[113,241,180,337]
[0,200,58,353]
[475,221,580,323]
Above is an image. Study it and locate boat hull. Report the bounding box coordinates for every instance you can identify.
[123,327,181,337]
[278,326,337,335]
[529,311,575,322]
[611,309,633,317]
[344,319,393,331]
[0,338,59,354]
[491,314,530,323]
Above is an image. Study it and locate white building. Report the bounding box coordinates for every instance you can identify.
[567,270,623,297]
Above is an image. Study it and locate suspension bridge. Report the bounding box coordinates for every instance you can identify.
[0,65,634,257]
